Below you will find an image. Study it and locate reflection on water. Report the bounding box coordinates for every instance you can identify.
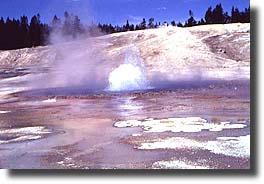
[117,96,144,117]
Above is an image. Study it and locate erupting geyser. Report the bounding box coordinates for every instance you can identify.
[107,46,149,92]
[108,64,146,91]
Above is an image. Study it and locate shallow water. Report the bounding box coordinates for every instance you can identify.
[0,68,250,169]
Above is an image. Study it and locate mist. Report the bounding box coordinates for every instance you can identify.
[106,44,150,92]
[27,12,249,96]
[28,12,110,93]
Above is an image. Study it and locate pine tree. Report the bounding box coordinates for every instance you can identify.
[140,18,146,29]
[212,4,225,24]
[148,18,155,28]
[129,24,135,31]
[125,20,130,31]
[177,22,183,27]
[198,18,205,25]
[205,6,213,24]
[20,16,30,47]
[51,15,61,31]
[231,6,240,23]
[171,20,176,26]
[29,15,41,47]
[185,10,197,27]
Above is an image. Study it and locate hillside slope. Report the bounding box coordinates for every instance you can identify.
[0,23,250,83]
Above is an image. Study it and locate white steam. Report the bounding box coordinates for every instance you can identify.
[108,64,145,91]
[30,17,109,91]
[107,45,150,92]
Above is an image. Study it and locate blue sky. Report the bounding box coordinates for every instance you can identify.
[0,0,250,25]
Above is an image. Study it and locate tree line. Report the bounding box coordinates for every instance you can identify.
[0,14,49,50]
[0,12,86,50]
[99,4,250,33]
[0,3,250,50]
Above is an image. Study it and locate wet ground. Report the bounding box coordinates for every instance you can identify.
[0,67,250,169]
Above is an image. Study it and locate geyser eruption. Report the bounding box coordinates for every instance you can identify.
[107,45,149,92]
[108,64,146,91]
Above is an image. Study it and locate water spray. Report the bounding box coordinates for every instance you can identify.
[106,45,150,92]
